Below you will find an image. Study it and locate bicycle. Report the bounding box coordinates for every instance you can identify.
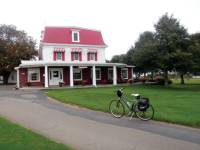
[109,88,154,121]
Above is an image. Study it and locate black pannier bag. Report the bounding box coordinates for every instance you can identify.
[138,97,150,111]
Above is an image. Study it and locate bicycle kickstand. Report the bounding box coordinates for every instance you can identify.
[129,112,135,120]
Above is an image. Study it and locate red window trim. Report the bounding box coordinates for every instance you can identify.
[62,51,65,61]
[53,51,56,61]
[79,52,82,61]
[95,52,97,61]
[71,52,74,61]
[87,52,90,61]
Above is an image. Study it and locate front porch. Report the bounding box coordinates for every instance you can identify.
[16,62,134,88]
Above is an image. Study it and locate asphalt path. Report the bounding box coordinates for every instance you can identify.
[0,89,199,150]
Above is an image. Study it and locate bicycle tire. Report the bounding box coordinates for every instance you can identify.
[135,104,154,121]
[109,100,125,118]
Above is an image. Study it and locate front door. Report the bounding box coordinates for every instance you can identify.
[49,68,63,86]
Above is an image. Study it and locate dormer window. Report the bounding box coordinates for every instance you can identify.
[72,31,80,42]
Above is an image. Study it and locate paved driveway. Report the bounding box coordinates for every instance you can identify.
[0,89,200,150]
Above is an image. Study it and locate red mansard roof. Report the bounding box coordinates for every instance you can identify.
[42,26,106,46]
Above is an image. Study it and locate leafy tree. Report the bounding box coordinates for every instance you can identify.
[110,54,126,63]
[189,33,200,74]
[124,46,135,65]
[172,49,193,84]
[154,13,189,85]
[0,24,37,84]
[132,31,158,77]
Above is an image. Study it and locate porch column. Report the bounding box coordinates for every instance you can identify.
[16,68,20,88]
[113,65,117,85]
[70,65,74,87]
[92,65,96,87]
[44,65,48,88]
[131,67,134,79]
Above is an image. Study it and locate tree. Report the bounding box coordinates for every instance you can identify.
[132,31,158,76]
[172,49,193,84]
[189,33,200,74]
[110,54,127,63]
[154,13,189,85]
[0,24,37,84]
[124,46,135,65]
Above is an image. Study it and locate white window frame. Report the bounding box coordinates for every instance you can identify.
[121,68,128,79]
[73,68,82,81]
[90,53,95,61]
[95,68,101,80]
[28,68,40,82]
[108,68,113,80]
[91,68,101,80]
[56,52,62,60]
[72,31,80,42]
[73,52,79,61]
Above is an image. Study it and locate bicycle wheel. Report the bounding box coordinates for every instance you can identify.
[135,104,154,121]
[109,100,125,118]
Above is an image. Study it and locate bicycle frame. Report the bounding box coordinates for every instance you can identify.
[119,95,137,112]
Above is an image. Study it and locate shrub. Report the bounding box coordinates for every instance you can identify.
[128,79,133,84]
[155,76,172,85]
[139,76,147,83]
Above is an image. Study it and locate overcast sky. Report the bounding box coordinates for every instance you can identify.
[0,0,200,60]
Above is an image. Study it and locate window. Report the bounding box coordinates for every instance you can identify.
[74,52,79,60]
[53,71,59,78]
[90,53,95,60]
[56,52,62,60]
[71,51,82,61]
[121,68,128,79]
[72,31,80,42]
[108,68,113,80]
[96,68,101,80]
[0,76,3,81]
[73,68,82,80]
[87,52,97,61]
[28,68,40,82]
[53,51,65,61]
[11,75,14,80]
[31,73,37,80]
[91,68,101,80]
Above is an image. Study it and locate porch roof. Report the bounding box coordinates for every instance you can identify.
[17,60,134,68]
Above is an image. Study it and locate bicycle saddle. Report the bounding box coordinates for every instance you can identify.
[131,93,141,99]
[131,93,140,97]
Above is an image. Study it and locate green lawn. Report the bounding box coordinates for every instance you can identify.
[0,117,74,150]
[172,78,200,84]
[46,82,200,128]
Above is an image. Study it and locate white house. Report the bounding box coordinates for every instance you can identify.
[16,26,134,88]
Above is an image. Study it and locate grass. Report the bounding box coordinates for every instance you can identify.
[0,117,74,150]
[172,78,200,84]
[46,80,200,128]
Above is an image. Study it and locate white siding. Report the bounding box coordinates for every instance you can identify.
[42,45,106,63]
